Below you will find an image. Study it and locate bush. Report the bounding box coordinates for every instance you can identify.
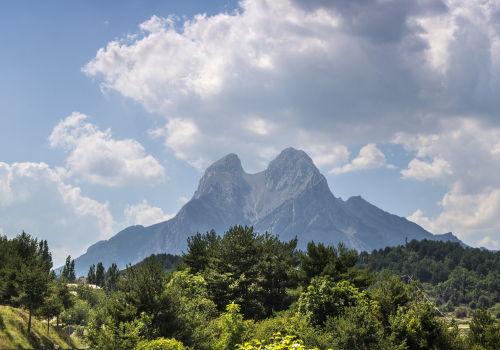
[237,332,318,350]
[444,301,455,312]
[135,338,187,350]
[470,301,477,309]
[455,307,467,318]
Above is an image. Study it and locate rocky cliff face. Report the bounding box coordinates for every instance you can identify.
[70,148,465,276]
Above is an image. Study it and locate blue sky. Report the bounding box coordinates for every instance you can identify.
[2,0,500,266]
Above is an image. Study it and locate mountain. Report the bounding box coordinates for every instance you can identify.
[69,148,465,276]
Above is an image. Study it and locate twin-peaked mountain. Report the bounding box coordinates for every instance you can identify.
[71,148,464,276]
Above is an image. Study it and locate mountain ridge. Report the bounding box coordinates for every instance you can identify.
[69,148,466,276]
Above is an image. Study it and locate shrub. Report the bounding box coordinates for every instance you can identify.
[455,307,467,318]
[135,338,187,350]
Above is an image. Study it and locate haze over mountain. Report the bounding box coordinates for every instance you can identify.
[70,148,464,276]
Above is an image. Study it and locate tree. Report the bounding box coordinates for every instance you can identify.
[468,306,500,350]
[54,278,75,329]
[88,264,96,284]
[183,226,300,319]
[298,276,370,327]
[38,291,62,336]
[215,303,248,350]
[105,263,119,292]
[13,258,53,332]
[300,241,375,288]
[62,255,76,282]
[96,262,105,287]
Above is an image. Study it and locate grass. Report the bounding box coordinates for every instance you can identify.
[0,305,83,349]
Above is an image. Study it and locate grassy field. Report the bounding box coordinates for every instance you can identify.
[0,305,83,349]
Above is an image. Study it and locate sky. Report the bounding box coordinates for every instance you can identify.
[2,0,500,267]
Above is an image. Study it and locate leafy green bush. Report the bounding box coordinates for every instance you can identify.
[298,276,370,326]
[237,332,320,350]
[455,307,467,318]
[214,303,249,350]
[134,338,187,350]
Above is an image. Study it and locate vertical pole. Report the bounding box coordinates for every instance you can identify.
[67,328,71,349]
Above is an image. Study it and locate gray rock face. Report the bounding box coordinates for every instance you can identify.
[70,148,465,276]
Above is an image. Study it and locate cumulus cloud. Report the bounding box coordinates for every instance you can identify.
[477,236,500,250]
[82,0,500,171]
[49,112,165,186]
[329,143,393,175]
[177,197,189,204]
[124,200,174,227]
[399,119,500,241]
[0,162,114,267]
[401,157,452,181]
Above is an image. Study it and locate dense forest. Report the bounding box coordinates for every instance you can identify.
[2,227,500,349]
[358,239,500,318]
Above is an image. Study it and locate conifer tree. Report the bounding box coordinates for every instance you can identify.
[96,262,105,287]
[88,264,96,284]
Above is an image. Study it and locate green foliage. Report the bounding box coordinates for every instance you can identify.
[86,313,153,350]
[468,307,500,350]
[61,255,76,282]
[214,302,249,350]
[389,285,464,350]
[37,290,62,335]
[106,263,119,292]
[61,299,91,326]
[358,239,500,309]
[369,271,412,332]
[135,337,188,350]
[237,332,319,350]
[88,264,96,284]
[162,270,217,349]
[12,242,53,332]
[301,241,376,289]
[117,256,167,318]
[298,276,370,326]
[96,262,106,287]
[324,304,387,350]
[183,226,300,319]
[244,310,326,349]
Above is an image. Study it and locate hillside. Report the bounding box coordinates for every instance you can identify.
[0,305,83,349]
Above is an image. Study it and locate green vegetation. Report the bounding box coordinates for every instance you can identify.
[3,227,500,349]
[0,304,83,349]
[358,239,500,319]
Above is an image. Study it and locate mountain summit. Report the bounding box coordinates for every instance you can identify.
[70,148,464,276]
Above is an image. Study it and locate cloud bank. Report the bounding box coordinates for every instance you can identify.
[49,112,165,186]
[124,200,175,227]
[0,162,114,267]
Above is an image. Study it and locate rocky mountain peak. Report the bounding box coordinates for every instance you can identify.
[193,153,246,200]
[265,147,322,192]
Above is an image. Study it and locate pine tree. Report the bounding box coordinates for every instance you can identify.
[88,264,96,284]
[96,262,105,287]
[62,255,76,282]
[13,258,52,332]
[105,263,119,292]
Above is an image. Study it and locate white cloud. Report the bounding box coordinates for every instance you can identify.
[401,157,452,181]
[477,236,500,250]
[329,143,391,175]
[124,200,174,227]
[0,162,114,267]
[82,0,500,173]
[400,119,500,241]
[177,197,189,204]
[49,112,165,186]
